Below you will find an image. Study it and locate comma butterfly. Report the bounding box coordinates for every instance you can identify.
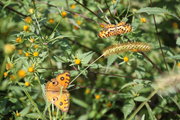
[98,22,132,38]
[45,72,70,112]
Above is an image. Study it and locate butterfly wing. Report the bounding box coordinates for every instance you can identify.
[45,72,70,91]
[45,72,71,112]
[46,90,70,112]
[55,71,70,89]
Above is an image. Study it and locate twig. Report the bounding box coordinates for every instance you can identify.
[149,0,168,71]
[73,0,108,24]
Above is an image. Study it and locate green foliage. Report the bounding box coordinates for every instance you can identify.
[0,0,180,120]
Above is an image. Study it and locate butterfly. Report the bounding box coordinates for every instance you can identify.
[45,72,70,112]
[98,22,132,38]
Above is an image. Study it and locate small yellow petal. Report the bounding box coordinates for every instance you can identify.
[24,82,30,87]
[61,11,67,17]
[18,70,26,78]
[140,18,147,23]
[123,56,129,62]
[33,52,39,56]
[74,59,81,64]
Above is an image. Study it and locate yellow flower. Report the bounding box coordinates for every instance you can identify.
[123,56,129,62]
[61,11,67,17]
[24,82,30,87]
[24,17,32,23]
[140,17,147,23]
[6,63,13,70]
[10,75,16,80]
[28,66,34,72]
[106,102,112,107]
[25,52,30,57]
[85,88,91,94]
[15,111,21,117]
[172,22,178,29]
[74,58,81,64]
[16,37,22,43]
[30,38,35,43]
[70,4,76,9]
[77,20,82,25]
[18,49,23,55]
[48,18,55,24]
[23,25,29,31]
[18,70,26,78]
[29,8,34,14]
[33,52,39,56]
[4,44,16,55]
[4,72,8,77]
[95,94,101,100]
[34,45,39,48]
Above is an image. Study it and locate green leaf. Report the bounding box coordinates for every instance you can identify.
[176,37,180,46]
[107,55,117,66]
[72,97,89,108]
[78,114,88,120]
[25,113,41,119]
[118,93,133,99]
[20,106,30,116]
[81,52,94,64]
[141,114,145,120]
[168,55,180,60]
[122,100,135,119]
[145,103,157,120]
[136,7,180,20]
[134,96,148,102]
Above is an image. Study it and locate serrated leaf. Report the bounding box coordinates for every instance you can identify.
[176,37,180,46]
[137,7,169,15]
[25,113,41,119]
[20,106,30,116]
[145,103,156,120]
[134,96,148,102]
[49,32,55,39]
[122,100,135,119]
[136,7,180,20]
[107,55,117,66]
[168,55,180,60]
[81,52,94,64]
[118,93,133,99]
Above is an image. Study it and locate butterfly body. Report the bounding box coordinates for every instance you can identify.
[45,72,70,112]
[98,22,132,38]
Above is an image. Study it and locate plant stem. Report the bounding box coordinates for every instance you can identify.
[22,85,46,120]
[127,89,159,120]
[0,55,7,82]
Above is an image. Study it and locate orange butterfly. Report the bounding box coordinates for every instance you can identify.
[98,22,132,38]
[45,72,70,112]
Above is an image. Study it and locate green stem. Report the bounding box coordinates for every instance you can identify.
[127,89,159,120]
[0,55,7,81]
[21,85,46,120]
